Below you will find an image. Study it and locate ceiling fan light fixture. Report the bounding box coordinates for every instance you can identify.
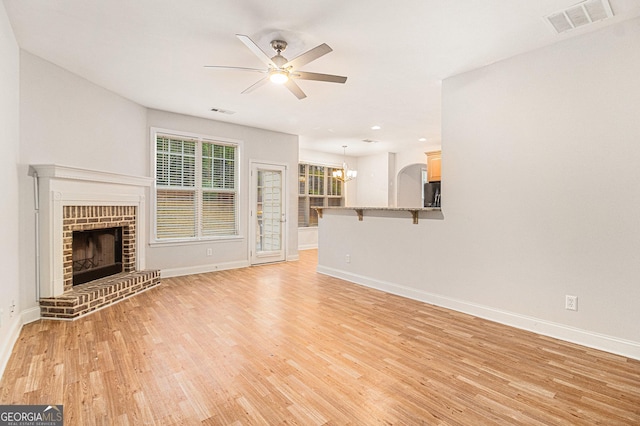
[207,34,347,99]
[269,70,289,84]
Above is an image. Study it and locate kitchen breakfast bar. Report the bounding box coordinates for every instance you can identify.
[314,206,446,308]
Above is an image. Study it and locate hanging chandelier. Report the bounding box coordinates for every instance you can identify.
[332,145,357,182]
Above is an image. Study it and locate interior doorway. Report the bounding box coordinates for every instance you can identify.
[396,163,426,207]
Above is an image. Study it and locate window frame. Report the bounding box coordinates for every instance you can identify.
[298,162,345,228]
[150,127,242,245]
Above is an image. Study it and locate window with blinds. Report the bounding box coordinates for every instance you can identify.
[298,163,344,227]
[154,133,238,241]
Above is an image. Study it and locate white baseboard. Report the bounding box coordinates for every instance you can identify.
[0,315,24,380]
[160,260,250,278]
[0,306,43,379]
[297,244,318,251]
[21,306,41,324]
[317,265,640,361]
[161,256,307,277]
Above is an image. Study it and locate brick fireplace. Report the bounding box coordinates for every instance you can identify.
[30,165,160,320]
[63,205,136,291]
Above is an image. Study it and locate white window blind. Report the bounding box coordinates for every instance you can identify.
[154,133,238,241]
[201,142,236,236]
[156,189,196,239]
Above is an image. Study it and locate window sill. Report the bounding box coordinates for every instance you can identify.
[149,235,244,248]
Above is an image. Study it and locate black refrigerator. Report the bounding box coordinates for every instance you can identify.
[424,181,441,207]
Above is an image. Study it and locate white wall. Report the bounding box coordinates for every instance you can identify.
[299,149,351,167]
[318,18,640,359]
[0,1,22,376]
[19,52,148,176]
[441,17,640,341]
[18,52,148,317]
[356,152,395,207]
[146,109,299,274]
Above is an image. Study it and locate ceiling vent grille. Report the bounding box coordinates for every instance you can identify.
[545,0,614,34]
[362,139,379,143]
[210,108,236,115]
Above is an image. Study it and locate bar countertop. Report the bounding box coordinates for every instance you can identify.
[313,206,442,224]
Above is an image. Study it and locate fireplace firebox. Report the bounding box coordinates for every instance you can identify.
[72,227,123,285]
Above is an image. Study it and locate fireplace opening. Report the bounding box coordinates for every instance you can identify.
[72,227,123,285]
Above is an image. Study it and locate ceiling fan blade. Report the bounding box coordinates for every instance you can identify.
[283,43,332,69]
[293,71,347,84]
[236,34,277,68]
[241,76,269,94]
[204,65,267,73]
[284,79,307,100]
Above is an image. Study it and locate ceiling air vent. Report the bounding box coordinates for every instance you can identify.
[545,0,614,34]
[362,139,379,143]
[210,108,236,115]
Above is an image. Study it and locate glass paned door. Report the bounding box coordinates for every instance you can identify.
[251,163,286,264]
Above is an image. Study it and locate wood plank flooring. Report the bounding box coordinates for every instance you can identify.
[1,250,639,425]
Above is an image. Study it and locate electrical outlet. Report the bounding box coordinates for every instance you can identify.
[345,254,351,263]
[206,248,213,256]
[9,300,16,318]
[565,295,578,311]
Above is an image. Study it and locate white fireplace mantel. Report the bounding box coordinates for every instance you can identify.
[29,164,153,187]
[29,164,153,298]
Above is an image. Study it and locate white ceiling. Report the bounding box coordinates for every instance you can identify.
[4,0,640,156]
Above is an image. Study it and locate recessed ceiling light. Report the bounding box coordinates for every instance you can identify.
[418,138,427,142]
[371,125,381,130]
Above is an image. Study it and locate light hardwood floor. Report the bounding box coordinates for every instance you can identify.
[1,250,639,425]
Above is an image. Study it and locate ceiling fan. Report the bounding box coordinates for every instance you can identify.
[205,34,347,100]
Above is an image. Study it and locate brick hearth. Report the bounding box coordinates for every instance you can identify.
[40,270,160,319]
[39,204,160,320]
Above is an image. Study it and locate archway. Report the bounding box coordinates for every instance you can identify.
[396,163,426,207]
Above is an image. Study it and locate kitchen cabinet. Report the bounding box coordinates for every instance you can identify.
[426,151,441,182]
